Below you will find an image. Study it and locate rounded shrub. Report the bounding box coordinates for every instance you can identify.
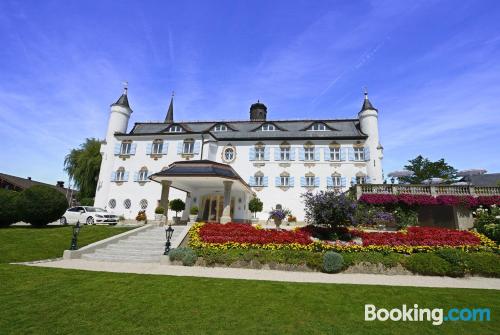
[168,248,186,262]
[0,189,21,227]
[17,185,68,227]
[322,251,344,273]
[182,248,198,266]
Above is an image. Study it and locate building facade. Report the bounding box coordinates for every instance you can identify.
[94,88,383,222]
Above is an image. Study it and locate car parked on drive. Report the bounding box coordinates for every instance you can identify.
[60,206,118,225]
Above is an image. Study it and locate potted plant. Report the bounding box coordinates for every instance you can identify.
[287,214,297,225]
[189,206,199,223]
[154,206,165,221]
[249,197,263,224]
[269,208,290,229]
[136,210,147,224]
[169,198,185,225]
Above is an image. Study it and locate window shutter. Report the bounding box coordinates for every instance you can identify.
[351,177,356,185]
[193,140,201,154]
[299,148,305,161]
[161,142,168,155]
[314,148,320,161]
[340,148,347,161]
[348,147,355,161]
[323,148,330,161]
[111,172,116,181]
[314,177,320,187]
[289,177,295,187]
[364,147,370,161]
[249,147,255,161]
[130,143,137,155]
[249,176,255,186]
[341,177,347,187]
[177,141,183,154]
[264,148,270,161]
[327,177,333,187]
[274,148,281,161]
[366,176,371,184]
[133,172,139,182]
[275,176,281,186]
[114,143,121,156]
[290,148,296,161]
[123,172,129,182]
[146,143,152,155]
[263,176,269,187]
[300,177,306,187]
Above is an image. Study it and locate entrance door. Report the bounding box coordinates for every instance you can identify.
[201,195,235,222]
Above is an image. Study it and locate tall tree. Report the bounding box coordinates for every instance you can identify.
[399,155,457,184]
[64,138,102,198]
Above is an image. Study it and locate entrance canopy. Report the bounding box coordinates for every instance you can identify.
[149,160,254,195]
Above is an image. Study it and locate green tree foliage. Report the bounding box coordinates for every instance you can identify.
[64,138,102,199]
[169,199,185,217]
[0,189,21,227]
[18,185,68,226]
[399,155,457,184]
[248,197,263,218]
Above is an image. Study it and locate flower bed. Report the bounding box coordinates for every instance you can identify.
[359,193,500,207]
[189,223,497,254]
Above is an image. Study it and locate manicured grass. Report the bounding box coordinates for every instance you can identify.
[0,264,498,334]
[0,225,132,263]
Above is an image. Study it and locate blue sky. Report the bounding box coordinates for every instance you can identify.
[1,0,499,185]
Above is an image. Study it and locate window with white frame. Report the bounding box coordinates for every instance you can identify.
[138,168,149,182]
[223,147,235,162]
[116,168,125,182]
[280,147,290,160]
[332,175,342,187]
[309,123,327,131]
[261,124,276,131]
[152,140,163,154]
[168,125,183,133]
[305,176,315,187]
[183,139,194,154]
[255,146,265,160]
[330,147,341,161]
[354,147,365,161]
[304,147,314,161]
[120,142,131,155]
[280,176,290,187]
[255,175,264,187]
[213,124,228,132]
[356,176,366,184]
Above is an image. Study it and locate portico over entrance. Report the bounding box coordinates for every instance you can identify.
[150,160,255,223]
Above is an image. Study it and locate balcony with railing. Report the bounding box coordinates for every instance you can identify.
[356,184,500,199]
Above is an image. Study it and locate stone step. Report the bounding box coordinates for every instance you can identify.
[92,249,163,257]
[105,244,165,252]
[81,253,160,263]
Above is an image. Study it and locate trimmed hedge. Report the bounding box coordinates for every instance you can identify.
[0,189,21,227]
[17,185,68,227]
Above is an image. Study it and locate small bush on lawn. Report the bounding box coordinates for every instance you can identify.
[404,253,453,276]
[17,185,68,227]
[464,252,500,277]
[169,247,198,266]
[0,189,21,227]
[322,251,344,273]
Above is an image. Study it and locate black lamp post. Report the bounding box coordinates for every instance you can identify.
[164,224,174,255]
[70,221,81,250]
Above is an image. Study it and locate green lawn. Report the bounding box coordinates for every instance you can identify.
[0,226,498,334]
[0,225,132,263]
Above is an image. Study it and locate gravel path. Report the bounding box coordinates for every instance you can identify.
[24,259,500,290]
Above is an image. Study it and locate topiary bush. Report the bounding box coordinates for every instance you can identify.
[322,251,344,273]
[404,253,453,276]
[17,185,68,227]
[169,199,185,218]
[0,189,21,227]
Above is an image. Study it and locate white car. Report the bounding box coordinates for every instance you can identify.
[60,206,118,225]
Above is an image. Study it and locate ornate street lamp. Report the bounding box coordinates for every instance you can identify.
[70,221,81,250]
[164,224,174,255]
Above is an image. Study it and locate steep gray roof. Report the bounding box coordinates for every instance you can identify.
[111,94,130,109]
[126,119,366,140]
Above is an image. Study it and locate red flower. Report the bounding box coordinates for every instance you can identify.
[359,194,398,205]
[477,196,500,206]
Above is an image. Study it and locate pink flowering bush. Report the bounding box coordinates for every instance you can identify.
[396,194,438,206]
[477,196,500,206]
[436,195,479,208]
[358,194,398,205]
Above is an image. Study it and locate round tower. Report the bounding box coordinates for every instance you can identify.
[249,101,267,121]
[358,90,383,183]
[105,85,133,141]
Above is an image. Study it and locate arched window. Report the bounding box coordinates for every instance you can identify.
[254,171,264,187]
[116,167,125,182]
[138,167,149,182]
[279,141,291,161]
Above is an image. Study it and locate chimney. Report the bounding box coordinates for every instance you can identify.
[56,181,65,188]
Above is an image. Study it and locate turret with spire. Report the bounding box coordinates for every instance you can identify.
[165,92,174,123]
[106,82,133,141]
[360,88,377,112]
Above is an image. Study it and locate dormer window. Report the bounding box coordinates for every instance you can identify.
[308,123,327,131]
[213,124,228,132]
[168,125,183,133]
[261,124,276,131]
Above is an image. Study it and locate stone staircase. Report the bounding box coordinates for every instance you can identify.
[81,225,187,263]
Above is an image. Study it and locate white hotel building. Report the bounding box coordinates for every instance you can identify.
[94,88,383,223]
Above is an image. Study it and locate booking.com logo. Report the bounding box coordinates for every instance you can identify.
[365,304,491,326]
